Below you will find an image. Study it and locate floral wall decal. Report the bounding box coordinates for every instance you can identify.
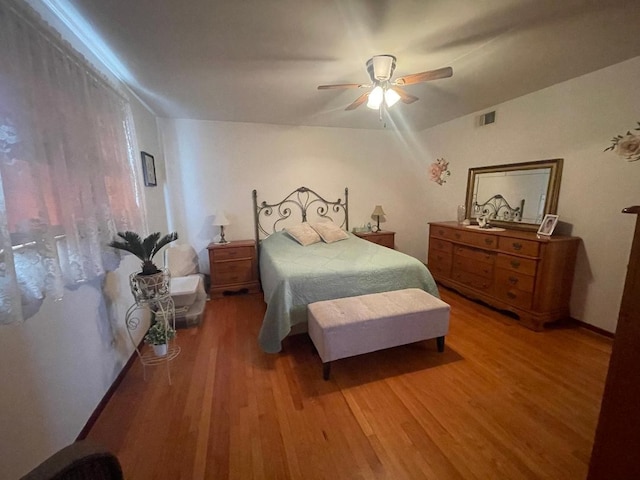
[605,122,640,162]
[429,158,451,185]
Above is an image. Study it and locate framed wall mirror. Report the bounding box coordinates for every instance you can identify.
[465,158,563,231]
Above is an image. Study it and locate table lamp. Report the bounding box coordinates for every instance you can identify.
[371,205,386,232]
[213,211,230,244]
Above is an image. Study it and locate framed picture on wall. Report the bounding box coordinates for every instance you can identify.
[537,214,559,236]
[141,151,157,186]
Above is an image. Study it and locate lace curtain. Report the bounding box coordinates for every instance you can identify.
[0,0,144,324]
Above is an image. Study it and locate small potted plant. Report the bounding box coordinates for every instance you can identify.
[109,231,178,301]
[144,321,176,357]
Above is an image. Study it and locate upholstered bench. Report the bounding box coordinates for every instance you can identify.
[307,288,450,380]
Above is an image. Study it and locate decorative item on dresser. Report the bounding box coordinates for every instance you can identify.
[353,230,395,249]
[207,239,260,297]
[428,221,580,330]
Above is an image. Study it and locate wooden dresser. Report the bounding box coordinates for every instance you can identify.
[207,240,260,298]
[354,230,395,249]
[428,221,580,330]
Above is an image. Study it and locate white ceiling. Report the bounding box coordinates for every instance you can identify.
[62,0,640,131]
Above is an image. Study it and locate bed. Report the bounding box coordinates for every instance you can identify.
[252,186,440,353]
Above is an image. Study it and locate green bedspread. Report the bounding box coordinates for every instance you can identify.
[258,231,440,353]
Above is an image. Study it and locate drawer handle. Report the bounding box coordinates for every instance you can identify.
[512,242,522,251]
[507,291,517,299]
[510,260,521,269]
[508,276,518,285]
[454,233,461,239]
[485,238,494,245]
[438,229,444,236]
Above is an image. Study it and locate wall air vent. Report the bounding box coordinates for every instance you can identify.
[479,110,496,126]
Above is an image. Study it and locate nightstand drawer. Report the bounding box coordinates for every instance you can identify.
[354,231,395,249]
[212,246,254,261]
[211,259,254,286]
[367,236,393,248]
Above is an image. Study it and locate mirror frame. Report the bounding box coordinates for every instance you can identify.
[464,158,564,231]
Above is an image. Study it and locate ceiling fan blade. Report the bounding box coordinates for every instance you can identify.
[317,83,369,90]
[394,66,453,86]
[391,87,419,104]
[345,92,369,111]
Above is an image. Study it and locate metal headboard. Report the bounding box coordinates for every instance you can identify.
[473,194,524,222]
[252,186,349,245]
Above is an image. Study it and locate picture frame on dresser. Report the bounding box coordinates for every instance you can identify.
[537,214,559,236]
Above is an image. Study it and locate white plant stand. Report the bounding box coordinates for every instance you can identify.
[125,271,180,384]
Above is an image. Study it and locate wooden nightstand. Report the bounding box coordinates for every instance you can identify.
[354,230,395,249]
[207,240,260,298]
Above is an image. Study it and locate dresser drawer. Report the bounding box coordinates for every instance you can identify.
[454,255,493,278]
[430,237,453,254]
[431,225,457,240]
[498,237,539,257]
[428,250,452,277]
[496,253,537,276]
[212,246,254,261]
[452,230,498,249]
[452,268,493,292]
[494,283,533,310]
[495,267,535,293]
[211,259,254,286]
[454,245,495,264]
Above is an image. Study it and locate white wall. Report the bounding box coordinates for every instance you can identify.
[421,56,640,333]
[0,2,169,478]
[159,119,434,270]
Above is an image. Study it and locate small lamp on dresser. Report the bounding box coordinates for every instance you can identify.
[213,211,230,244]
[371,205,386,232]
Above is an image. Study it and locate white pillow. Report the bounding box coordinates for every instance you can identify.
[310,222,349,243]
[285,223,322,246]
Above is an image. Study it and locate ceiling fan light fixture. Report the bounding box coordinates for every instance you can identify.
[384,88,401,107]
[366,55,396,81]
[367,85,384,109]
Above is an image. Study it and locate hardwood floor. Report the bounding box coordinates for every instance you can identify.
[87,288,612,479]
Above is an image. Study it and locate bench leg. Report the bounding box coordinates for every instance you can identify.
[436,336,445,353]
[323,362,331,381]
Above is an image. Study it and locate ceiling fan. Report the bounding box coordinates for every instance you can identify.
[317,55,453,111]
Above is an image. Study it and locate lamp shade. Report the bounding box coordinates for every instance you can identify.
[371,205,386,217]
[213,211,229,226]
[367,86,384,110]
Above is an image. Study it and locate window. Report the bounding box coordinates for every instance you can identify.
[0,0,144,323]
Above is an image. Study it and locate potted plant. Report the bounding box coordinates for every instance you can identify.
[144,321,176,357]
[109,231,178,301]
